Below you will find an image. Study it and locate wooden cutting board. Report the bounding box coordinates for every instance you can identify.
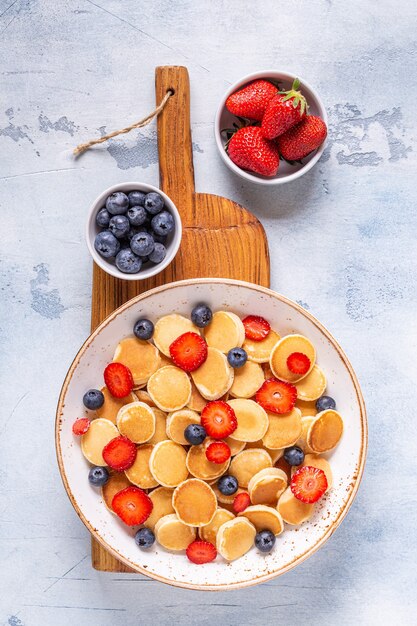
[91,66,270,572]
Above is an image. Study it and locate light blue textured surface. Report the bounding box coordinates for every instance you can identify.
[1,1,416,624]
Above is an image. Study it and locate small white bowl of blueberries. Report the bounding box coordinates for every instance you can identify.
[86,182,182,280]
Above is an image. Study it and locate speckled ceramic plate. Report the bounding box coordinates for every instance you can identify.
[56,279,367,590]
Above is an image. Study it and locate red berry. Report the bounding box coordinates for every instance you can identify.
[104,362,134,398]
[290,466,328,504]
[276,115,327,161]
[186,540,217,564]
[225,79,278,121]
[287,352,311,375]
[228,126,280,177]
[102,436,137,471]
[169,332,208,372]
[233,492,251,513]
[112,486,153,526]
[256,378,297,414]
[275,456,292,482]
[205,441,231,464]
[261,79,308,139]
[201,401,237,439]
[72,417,90,436]
[242,315,271,341]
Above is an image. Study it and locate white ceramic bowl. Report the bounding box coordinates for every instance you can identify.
[56,279,367,590]
[215,70,328,185]
[86,182,182,280]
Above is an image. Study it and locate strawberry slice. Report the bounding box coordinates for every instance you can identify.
[290,466,328,503]
[102,436,137,471]
[287,352,311,375]
[112,486,153,526]
[201,401,237,439]
[169,332,208,372]
[72,417,90,435]
[104,362,134,398]
[233,492,251,513]
[206,441,231,464]
[242,315,271,341]
[186,540,217,564]
[256,378,297,414]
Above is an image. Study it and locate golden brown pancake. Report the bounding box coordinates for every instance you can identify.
[239,504,284,535]
[145,487,174,530]
[113,337,161,385]
[147,366,191,411]
[277,487,315,525]
[216,517,256,561]
[307,410,343,453]
[173,479,217,527]
[229,448,272,488]
[204,311,245,353]
[191,347,233,400]
[248,467,288,505]
[81,418,118,466]
[229,361,265,399]
[95,387,137,424]
[149,440,188,487]
[154,514,196,551]
[153,314,200,357]
[186,438,230,480]
[262,408,302,449]
[102,472,132,513]
[116,402,156,443]
[124,444,158,489]
[166,409,200,445]
[227,399,269,442]
[243,330,281,363]
[294,365,326,401]
[199,508,235,545]
[270,334,316,383]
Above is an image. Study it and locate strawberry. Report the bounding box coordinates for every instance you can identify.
[206,441,231,464]
[228,126,280,177]
[261,79,307,140]
[169,332,208,372]
[186,540,217,564]
[233,492,251,513]
[287,352,311,375]
[102,435,137,471]
[226,79,278,121]
[201,401,237,439]
[290,466,328,503]
[256,378,297,414]
[112,486,153,525]
[276,115,327,161]
[72,417,90,435]
[242,315,271,341]
[104,362,134,398]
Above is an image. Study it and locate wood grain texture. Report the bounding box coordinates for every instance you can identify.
[91,66,270,572]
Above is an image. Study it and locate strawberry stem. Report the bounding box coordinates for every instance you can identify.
[279,77,308,116]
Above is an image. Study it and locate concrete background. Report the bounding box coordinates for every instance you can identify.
[1,0,416,624]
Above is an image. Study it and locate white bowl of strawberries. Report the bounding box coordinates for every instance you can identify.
[215,71,328,185]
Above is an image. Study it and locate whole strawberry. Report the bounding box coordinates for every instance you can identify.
[276,115,327,161]
[226,79,278,121]
[228,126,280,177]
[261,78,307,139]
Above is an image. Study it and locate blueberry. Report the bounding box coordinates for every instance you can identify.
[191,304,213,328]
[83,388,105,409]
[316,395,336,412]
[109,215,130,239]
[94,230,120,258]
[151,210,174,236]
[135,527,155,549]
[217,475,238,496]
[184,424,206,445]
[134,318,154,340]
[149,242,166,264]
[144,192,164,215]
[128,190,146,207]
[105,191,129,215]
[255,530,276,553]
[227,347,247,368]
[127,205,147,227]
[150,230,167,245]
[115,248,142,274]
[130,231,155,257]
[126,225,148,241]
[88,466,109,486]
[283,445,304,466]
[96,207,111,228]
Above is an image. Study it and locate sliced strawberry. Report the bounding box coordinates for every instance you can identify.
[102,436,137,471]
[186,540,217,564]
[287,352,311,375]
[256,378,297,414]
[290,466,328,504]
[242,315,271,341]
[169,332,208,372]
[233,492,251,513]
[72,417,91,436]
[206,441,231,464]
[201,401,237,439]
[104,362,134,398]
[112,486,153,525]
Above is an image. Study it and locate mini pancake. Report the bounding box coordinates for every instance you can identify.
[148,408,168,445]
[224,437,246,456]
[187,380,207,412]
[102,472,132,513]
[95,387,137,424]
[248,468,288,505]
[294,454,333,491]
[239,505,284,535]
[227,399,269,442]
[124,444,158,489]
[212,486,248,506]
[245,440,283,464]
[154,514,196,551]
[149,440,188,487]
[270,334,316,383]
[113,337,161,386]
[153,314,200,357]
[229,448,272,488]
[172,479,217,527]
[262,408,302,449]
[277,487,314,525]
[199,508,235,545]
[296,415,316,453]
[216,517,256,561]
[229,361,265,399]
[147,366,191,412]
[294,365,327,401]
[243,330,281,363]
[307,410,344,453]
[145,487,175,530]
[187,438,230,480]
[134,389,156,408]
[204,311,245,353]
[81,418,118,466]
[116,402,156,444]
[191,347,233,400]
[296,399,318,417]
[166,409,200,445]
